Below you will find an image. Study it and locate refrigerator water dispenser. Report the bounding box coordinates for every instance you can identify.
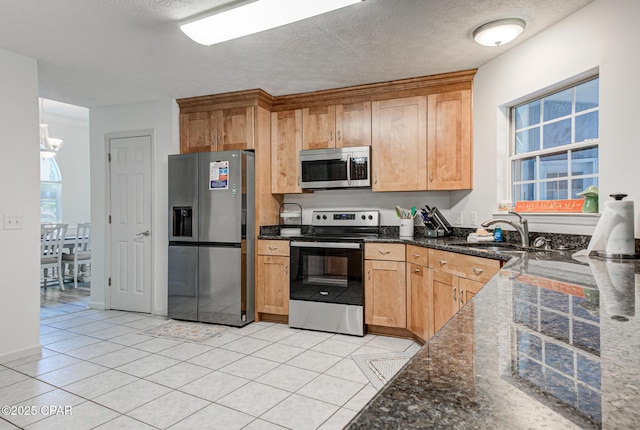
[172,207,193,237]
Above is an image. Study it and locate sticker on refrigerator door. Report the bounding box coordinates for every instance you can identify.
[209,161,229,190]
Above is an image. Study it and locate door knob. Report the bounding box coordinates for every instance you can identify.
[136,230,150,237]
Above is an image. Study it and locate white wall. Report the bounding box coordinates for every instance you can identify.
[0,49,41,362]
[89,100,179,315]
[460,0,640,237]
[45,109,91,229]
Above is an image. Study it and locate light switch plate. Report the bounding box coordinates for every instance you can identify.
[453,212,462,226]
[3,214,23,230]
[470,212,478,227]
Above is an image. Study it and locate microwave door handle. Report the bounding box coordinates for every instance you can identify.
[346,154,351,185]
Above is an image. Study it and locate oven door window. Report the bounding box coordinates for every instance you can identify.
[290,246,363,306]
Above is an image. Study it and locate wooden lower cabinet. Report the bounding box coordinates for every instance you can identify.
[407,262,431,341]
[256,240,289,316]
[459,278,483,307]
[364,243,406,328]
[431,269,460,334]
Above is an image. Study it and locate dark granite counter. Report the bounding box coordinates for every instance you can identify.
[347,250,640,429]
[259,231,640,428]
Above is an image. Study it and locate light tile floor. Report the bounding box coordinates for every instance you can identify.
[0,286,420,429]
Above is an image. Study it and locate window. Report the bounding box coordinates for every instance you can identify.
[511,78,599,206]
[41,157,62,223]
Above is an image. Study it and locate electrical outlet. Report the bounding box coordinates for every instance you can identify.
[470,212,478,227]
[3,214,23,230]
[454,212,462,226]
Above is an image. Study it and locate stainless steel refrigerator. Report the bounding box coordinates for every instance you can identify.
[168,150,254,327]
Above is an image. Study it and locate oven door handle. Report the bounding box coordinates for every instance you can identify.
[290,241,362,250]
[346,153,351,186]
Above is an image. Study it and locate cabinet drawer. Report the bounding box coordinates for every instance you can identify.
[258,240,290,256]
[365,243,405,261]
[429,249,500,283]
[406,245,428,267]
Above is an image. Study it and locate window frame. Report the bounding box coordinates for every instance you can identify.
[40,157,62,223]
[509,76,599,209]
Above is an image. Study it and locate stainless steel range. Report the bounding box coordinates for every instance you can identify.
[289,210,380,336]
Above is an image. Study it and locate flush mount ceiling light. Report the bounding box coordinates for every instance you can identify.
[180,0,364,46]
[473,18,526,47]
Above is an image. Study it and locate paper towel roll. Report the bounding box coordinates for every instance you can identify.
[576,198,635,257]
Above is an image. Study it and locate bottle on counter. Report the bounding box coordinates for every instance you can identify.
[494,227,503,242]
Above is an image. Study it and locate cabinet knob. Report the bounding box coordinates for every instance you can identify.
[472,267,484,274]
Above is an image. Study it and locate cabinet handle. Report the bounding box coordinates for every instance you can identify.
[268,246,278,251]
[413,253,421,259]
[330,130,334,142]
[284,264,288,274]
[374,174,378,185]
[368,269,371,280]
[429,171,433,182]
[472,267,484,274]
[218,135,222,146]
[451,287,457,303]
[211,136,215,147]
[378,250,391,255]
[337,130,341,142]
[438,259,447,265]
[413,268,421,273]
[298,176,301,186]
[459,289,465,305]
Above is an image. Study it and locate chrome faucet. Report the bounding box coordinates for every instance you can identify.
[481,210,530,247]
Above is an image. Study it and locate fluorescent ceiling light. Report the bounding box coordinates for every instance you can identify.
[181,0,363,46]
[473,18,526,47]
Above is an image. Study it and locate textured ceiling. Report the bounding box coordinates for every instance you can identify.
[0,0,593,109]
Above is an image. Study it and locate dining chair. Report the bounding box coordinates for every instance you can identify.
[62,222,91,289]
[41,223,68,290]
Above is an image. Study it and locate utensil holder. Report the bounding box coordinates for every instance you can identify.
[399,219,413,238]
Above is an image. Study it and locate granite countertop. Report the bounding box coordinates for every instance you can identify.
[346,244,640,429]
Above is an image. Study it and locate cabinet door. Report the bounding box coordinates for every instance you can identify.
[431,269,459,334]
[458,278,483,307]
[427,90,472,190]
[336,102,371,148]
[218,107,254,151]
[365,260,406,328]
[180,111,215,153]
[256,254,289,315]
[271,109,302,194]
[407,263,431,341]
[371,96,427,191]
[302,105,336,150]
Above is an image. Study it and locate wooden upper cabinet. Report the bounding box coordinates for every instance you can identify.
[427,90,472,190]
[180,112,214,153]
[371,96,427,191]
[302,102,372,150]
[217,106,255,151]
[180,106,254,153]
[303,105,336,150]
[271,109,302,194]
[336,102,371,148]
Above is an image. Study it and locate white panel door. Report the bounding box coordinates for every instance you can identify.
[109,135,152,313]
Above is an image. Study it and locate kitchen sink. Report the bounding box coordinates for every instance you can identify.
[452,242,529,255]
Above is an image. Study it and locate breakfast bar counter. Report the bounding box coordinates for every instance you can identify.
[346,245,640,429]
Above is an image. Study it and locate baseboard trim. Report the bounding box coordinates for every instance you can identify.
[0,344,42,364]
[88,301,106,310]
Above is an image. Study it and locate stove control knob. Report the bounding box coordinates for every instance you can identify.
[322,215,327,220]
[368,215,373,220]
[361,215,366,220]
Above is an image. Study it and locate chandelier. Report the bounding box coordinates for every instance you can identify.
[39,98,64,158]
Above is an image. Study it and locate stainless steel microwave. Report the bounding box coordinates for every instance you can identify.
[299,146,371,189]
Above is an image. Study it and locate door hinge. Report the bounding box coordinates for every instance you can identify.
[109,215,111,224]
[108,277,111,286]
[108,153,111,162]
